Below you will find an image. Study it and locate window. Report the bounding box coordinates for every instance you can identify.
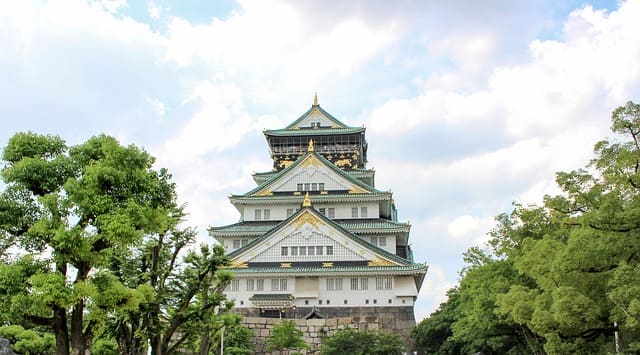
[281,247,288,256]
[316,246,323,256]
[361,207,368,218]
[319,183,325,191]
[371,237,378,246]
[344,300,348,304]
[233,240,240,249]
[311,183,318,191]
[271,279,287,291]
[376,277,392,290]
[350,278,368,290]
[241,239,248,246]
[246,279,254,291]
[328,208,335,218]
[299,246,306,256]
[308,247,315,256]
[287,208,294,217]
[256,279,264,291]
[326,246,333,255]
[263,209,270,220]
[352,207,358,218]
[254,209,261,220]
[291,246,298,256]
[379,237,386,246]
[229,279,239,292]
[297,183,303,191]
[304,183,310,191]
[373,299,377,304]
[319,208,326,215]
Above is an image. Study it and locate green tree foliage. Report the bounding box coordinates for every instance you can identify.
[0,325,55,354]
[265,320,309,354]
[414,102,640,354]
[0,132,232,355]
[321,328,406,355]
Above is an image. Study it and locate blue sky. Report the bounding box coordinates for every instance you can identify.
[1,0,639,320]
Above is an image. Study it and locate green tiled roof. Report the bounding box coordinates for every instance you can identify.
[252,168,375,186]
[226,206,412,268]
[230,191,391,205]
[230,264,427,275]
[283,104,349,130]
[237,150,382,198]
[264,127,365,137]
[209,219,410,236]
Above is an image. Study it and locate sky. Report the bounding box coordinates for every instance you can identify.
[1,0,640,321]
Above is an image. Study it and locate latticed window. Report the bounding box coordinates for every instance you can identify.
[308,246,315,256]
[256,279,264,291]
[297,184,303,191]
[379,237,386,246]
[328,208,335,218]
[287,208,294,217]
[350,278,358,290]
[352,207,358,218]
[316,246,323,255]
[371,237,378,246]
[360,278,368,290]
[291,246,298,256]
[241,239,248,246]
[263,209,270,220]
[254,209,261,220]
[326,246,333,255]
[229,279,239,292]
[319,208,326,215]
[319,183,325,191]
[361,207,368,218]
[299,246,306,256]
[246,279,254,291]
[233,240,241,249]
[376,277,392,290]
[281,247,288,256]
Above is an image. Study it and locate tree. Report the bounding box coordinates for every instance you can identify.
[265,320,309,355]
[412,288,463,355]
[0,133,180,354]
[322,328,405,355]
[416,102,640,354]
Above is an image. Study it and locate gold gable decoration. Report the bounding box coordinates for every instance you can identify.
[293,211,320,229]
[302,192,312,207]
[368,258,397,267]
[308,138,314,152]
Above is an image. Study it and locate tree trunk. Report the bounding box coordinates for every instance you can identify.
[53,304,69,355]
[71,299,85,355]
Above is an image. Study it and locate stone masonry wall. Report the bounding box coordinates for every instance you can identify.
[241,306,417,354]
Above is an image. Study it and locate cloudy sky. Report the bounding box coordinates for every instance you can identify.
[2,0,640,320]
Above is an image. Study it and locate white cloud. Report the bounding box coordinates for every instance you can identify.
[415,264,457,320]
[447,215,494,245]
[148,1,162,20]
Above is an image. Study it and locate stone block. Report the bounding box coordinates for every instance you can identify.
[325,318,337,326]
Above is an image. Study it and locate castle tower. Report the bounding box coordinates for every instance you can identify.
[209,96,427,342]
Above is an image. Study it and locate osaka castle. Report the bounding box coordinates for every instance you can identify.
[209,95,427,330]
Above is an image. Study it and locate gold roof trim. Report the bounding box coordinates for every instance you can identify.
[302,192,312,207]
[308,138,314,152]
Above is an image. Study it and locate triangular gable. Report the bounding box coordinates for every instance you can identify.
[247,152,373,197]
[228,207,408,268]
[285,105,349,130]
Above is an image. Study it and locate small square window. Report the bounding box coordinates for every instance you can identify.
[319,208,326,215]
[326,300,330,304]
[281,247,288,256]
[373,299,377,304]
[326,246,333,255]
[365,299,369,304]
[297,184,303,191]
[344,300,348,304]
[305,300,309,305]
[388,299,392,304]
[319,300,322,305]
